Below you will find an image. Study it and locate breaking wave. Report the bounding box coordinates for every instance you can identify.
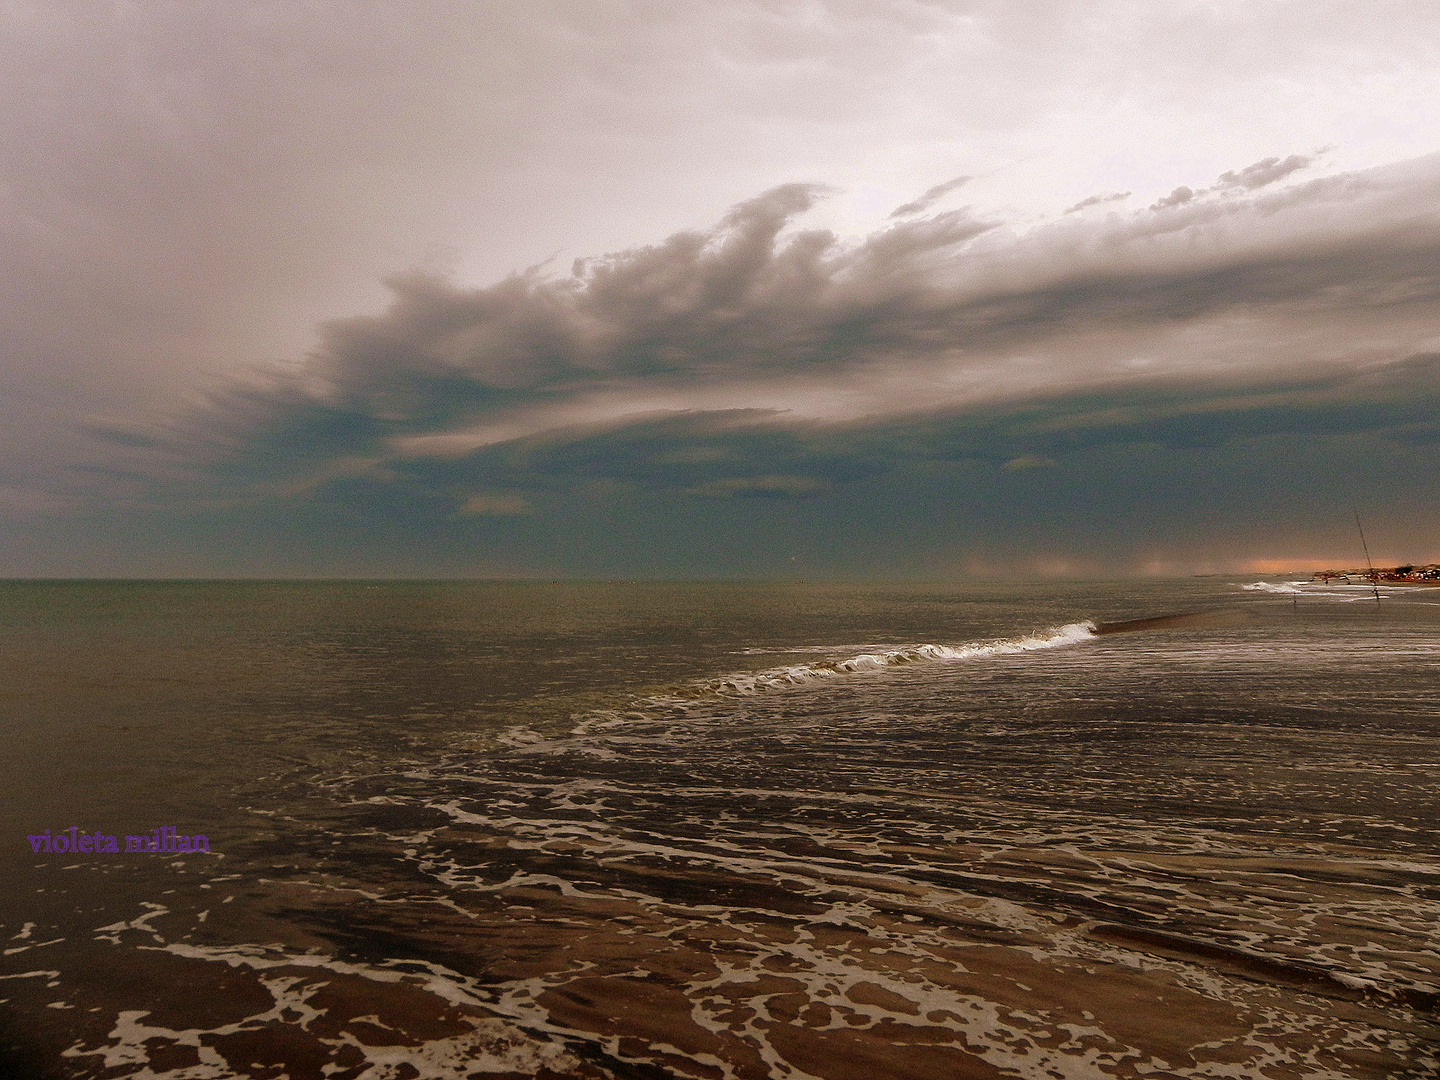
[690,621,1097,696]
[537,621,1101,746]
[1242,581,1306,593]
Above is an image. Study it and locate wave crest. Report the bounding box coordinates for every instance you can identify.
[691,622,1097,696]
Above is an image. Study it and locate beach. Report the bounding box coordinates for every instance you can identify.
[1,578,1437,1078]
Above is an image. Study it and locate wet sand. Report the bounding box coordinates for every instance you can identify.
[10,787,1438,1079]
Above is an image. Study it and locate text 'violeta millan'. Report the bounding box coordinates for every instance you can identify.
[26,827,211,854]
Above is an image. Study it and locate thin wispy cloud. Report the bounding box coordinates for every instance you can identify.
[889,176,972,218]
[1218,154,1315,190]
[1064,191,1130,214]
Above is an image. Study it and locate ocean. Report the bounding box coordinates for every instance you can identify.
[0,578,1436,1079]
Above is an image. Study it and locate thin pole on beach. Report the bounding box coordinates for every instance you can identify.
[1354,511,1382,605]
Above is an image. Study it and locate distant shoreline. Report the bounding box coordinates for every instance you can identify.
[1309,563,1440,585]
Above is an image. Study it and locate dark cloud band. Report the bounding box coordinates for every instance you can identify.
[62,151,1440,573]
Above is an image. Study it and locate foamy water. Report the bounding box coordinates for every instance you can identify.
[1241,578,1437,601]
[2,579,1437,1078]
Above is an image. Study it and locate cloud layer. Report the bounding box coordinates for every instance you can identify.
[41,149,1439,576]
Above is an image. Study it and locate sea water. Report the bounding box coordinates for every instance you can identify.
[0,578,1436,1078]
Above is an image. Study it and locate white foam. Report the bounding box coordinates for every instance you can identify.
[1237,580,1408,602]
[694,622,1097,696]
[55,941,587,1079]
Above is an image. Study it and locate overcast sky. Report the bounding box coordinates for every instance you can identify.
[4,0,1439,577]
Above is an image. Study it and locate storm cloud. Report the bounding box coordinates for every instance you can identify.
[148,154,1439,454]
[50,150,1440,576]
[8,2,1440,576]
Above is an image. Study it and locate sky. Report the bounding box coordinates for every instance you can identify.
[3,0,1440,578]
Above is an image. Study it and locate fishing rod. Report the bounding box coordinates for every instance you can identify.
[1354,511,1382,605]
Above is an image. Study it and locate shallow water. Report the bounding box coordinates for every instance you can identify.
[1,579,1437,1078]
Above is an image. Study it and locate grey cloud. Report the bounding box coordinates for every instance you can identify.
[179,350,1440,514]
[1064,191,1130,214]
[404,409,877,503]
[176,351,1440,576]
[456,493,532,516]
[20,350,1440,578]
[1001,454,1056,471]
[897,352,1440,461]
[106,152,1440,542]
[1149,154,1316,212]
[1149,185,1196,210]
[1217,154,1313,190]
[685,475,833,498]
[889,176,972,218]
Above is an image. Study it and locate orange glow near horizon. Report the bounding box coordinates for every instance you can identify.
[1242,558,1350,574]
